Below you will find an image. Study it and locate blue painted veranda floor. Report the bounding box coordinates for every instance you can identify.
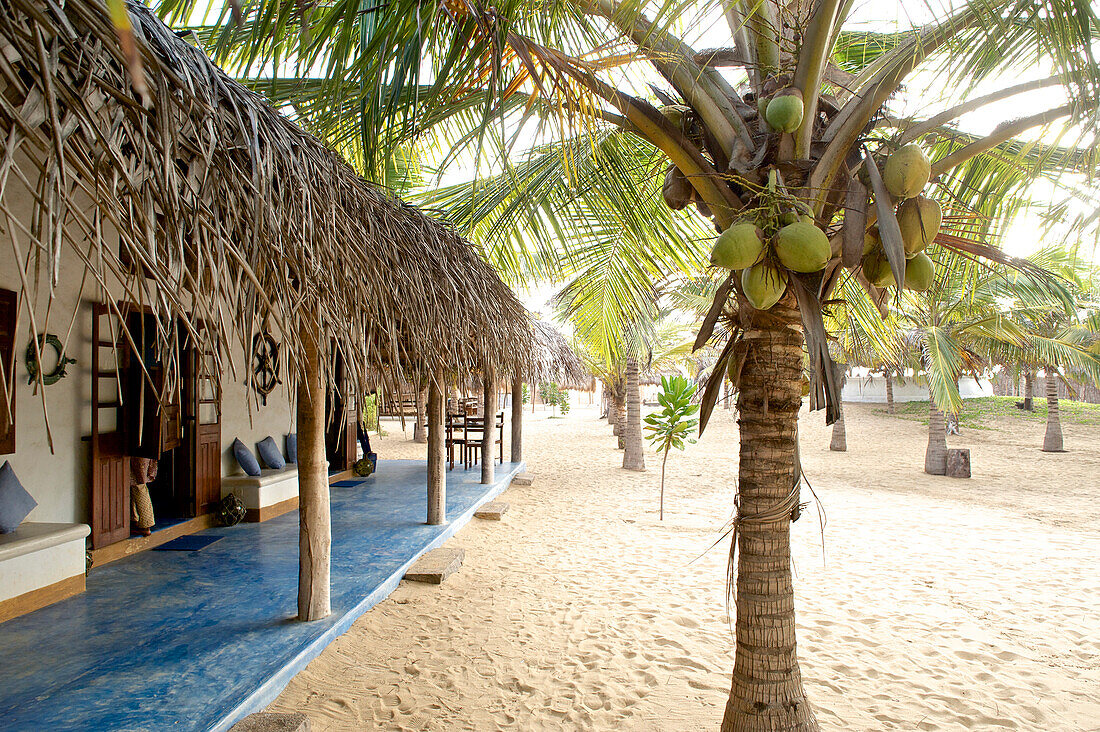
[0,459,523,732]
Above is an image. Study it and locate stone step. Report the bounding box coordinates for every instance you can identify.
[403,548,465,584]
[231,712,310,732]
[474,502,509,520]
[511,473,534,486]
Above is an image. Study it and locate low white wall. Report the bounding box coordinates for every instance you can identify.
[0,523,89,601]
[841,375,994,403]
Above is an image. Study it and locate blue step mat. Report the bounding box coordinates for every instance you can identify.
[152,534,223,552]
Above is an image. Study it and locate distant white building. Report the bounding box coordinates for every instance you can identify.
[841,373,994,403]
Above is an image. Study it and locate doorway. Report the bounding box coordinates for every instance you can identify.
[89,306,222,548]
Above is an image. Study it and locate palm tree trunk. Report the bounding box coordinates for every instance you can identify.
[829,406,846,451]
[885,371,895,415]
[830,365,846,452]
[623,357,645,471]
[1042,372,1064,452]
[615,394,626,449]
[611,391,625,436]
[413,382,428,443]
[1022,370,1034,411]
[721,301,817,732]
[924,395,947,475]
[297,317,330,621]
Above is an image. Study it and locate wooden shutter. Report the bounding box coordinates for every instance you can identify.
[0,288,14,455]
[184,322,221,515]
[91,304,129,547]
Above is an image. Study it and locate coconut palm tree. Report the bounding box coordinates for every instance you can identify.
[168,1,1100,727]
[890,247,1091,472]
[982,249,1100,451]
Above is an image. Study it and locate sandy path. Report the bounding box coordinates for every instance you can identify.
[270,402,1100,730]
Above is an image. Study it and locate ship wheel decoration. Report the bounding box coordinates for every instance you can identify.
[25,333,77,386]
[251,332,281,406]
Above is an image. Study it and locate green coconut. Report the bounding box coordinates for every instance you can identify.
[765,89,804,133]
[883,143,931,199]
[658,104,690,130]
[757,95,769,120]
[742,262,788,310]
[774,220,830,273]
[711,223,765,270]
[863,226,881,255]
[862,250,896,288]
[897,196,941,256]
[904,252,934,291]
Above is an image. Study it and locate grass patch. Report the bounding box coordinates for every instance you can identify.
[872,396,1100,429]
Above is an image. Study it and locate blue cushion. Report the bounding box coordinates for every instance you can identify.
[285,434,297,464]
[231,438,261,476]
[0,462,37,533]
[256,436,285,470]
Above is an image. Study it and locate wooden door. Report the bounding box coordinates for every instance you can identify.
[91,305,129,548]
[185,324,221,515]
[0,288,15,455]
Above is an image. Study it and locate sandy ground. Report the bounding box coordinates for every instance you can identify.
[269,400,1100,731]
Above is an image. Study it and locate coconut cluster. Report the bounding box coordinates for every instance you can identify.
[860,143,939,292]
[660,104,716,218]
[709,205,830,311]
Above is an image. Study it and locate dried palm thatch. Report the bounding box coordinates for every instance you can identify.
[529,319,589,388]
[0,0,531,440]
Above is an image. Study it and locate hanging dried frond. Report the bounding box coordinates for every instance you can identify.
[0,0,533,426]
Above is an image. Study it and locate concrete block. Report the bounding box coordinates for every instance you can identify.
[231,712,310,732]
[946,448,971,478]
[474,502,509,520]
[404,548,465,584]
[512,473,534,486]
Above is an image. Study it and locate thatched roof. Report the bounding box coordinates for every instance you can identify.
[0,0,530,402]
[530,320,589,388]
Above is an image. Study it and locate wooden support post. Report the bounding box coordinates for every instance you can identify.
[482,370,497,485]
[296,315,330,621]
[427,378,446,525]
[510,377,523,464]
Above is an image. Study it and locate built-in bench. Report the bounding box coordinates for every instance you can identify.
[0,522,90,623]
[222,467,299,522]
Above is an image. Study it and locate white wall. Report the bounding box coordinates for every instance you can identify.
[1,150,297,523]
[841,374,994,403]
[219,351,295,477]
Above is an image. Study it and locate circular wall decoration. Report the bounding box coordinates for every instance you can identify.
[251,332,280,406]
[25,333,76,386]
